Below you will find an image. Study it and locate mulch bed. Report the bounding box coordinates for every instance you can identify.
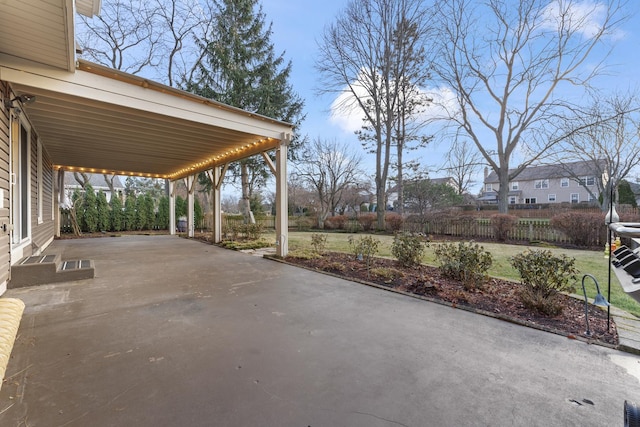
[284,251,618,346]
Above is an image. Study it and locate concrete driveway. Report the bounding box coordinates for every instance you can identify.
[1,235,639,426]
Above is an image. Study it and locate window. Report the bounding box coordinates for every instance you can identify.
[509,196,517,204]
[588,193,597,202]
[534,179,549,189]
[525,197,537,204]
[586,176,595,186]
[485,183,493,192]
[561,178,569,187]
[571,193,579,203]
[511,182,519,190]
[548,194,556,202]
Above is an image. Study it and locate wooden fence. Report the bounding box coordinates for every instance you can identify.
[406,218,575,244]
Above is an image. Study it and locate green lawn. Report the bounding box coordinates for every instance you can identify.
[287,231,640,318]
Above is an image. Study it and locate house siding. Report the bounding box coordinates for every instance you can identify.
[0,83,13,291]
[483,161,603,205]
[31,128,55,253]
[513,178,596,204]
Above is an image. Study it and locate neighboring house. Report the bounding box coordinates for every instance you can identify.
[63,173,125,207]
[480,160,606,205]
[0,0,293,294]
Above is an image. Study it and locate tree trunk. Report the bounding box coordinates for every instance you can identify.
[240,162,254,224]
[397,140,404,216]
[497,168,510,214]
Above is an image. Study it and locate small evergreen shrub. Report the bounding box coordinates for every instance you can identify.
[490,214,518,241]
[511,249,578,315]
[310,233,328,255]
[434,241,493,290]
[391,232,426,267]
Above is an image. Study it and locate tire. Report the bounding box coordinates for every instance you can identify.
[625,400,640,427]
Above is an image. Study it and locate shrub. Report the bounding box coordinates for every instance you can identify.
[357,214,376,231]
[385,213,404,232]
[244,223,264,240]
[324,215,348,230]
[391,232,426,267]
[550,212,606,247]
[371,267,404,282]
[295,216,313,231]
[348,235,380,276]
[310,233,328,255]
[490,214,518,241]
[433,241,493,290]
[510,249,578,315]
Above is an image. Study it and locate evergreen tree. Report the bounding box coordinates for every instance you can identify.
[124,194,137,231]
[619,180,638,208]
[194,198,203,228]
[157,196,170,230]
[186,0,305,219]
[110,195,124,232]
[83,184,99,233]
[135,195,150,230]
[175,196,187,219]
[96,190,110,232]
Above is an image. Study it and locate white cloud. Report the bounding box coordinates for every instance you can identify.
[541,1,625,40]
[329,84,459,134]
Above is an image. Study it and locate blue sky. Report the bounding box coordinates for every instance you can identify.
[260,0,640,193]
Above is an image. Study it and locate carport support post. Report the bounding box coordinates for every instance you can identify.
[169,180,176,236]
[212,167,222,243]
[55,169,64,238]
[275,136,289,257]
[187,175,195,238]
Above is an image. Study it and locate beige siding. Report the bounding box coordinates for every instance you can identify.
[31,127,55,252]
[0,82,12,284]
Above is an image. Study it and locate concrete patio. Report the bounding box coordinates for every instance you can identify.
[1,235,640,426]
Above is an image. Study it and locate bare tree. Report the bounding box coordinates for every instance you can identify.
[441,137,483,195]
[76,0,211,86]
[316,0,432,229]
[431,0,627,213]
[553,92,640,210]
[152,0,213,86]
[76,0,161,75]
[73,172,91,189]
[294,139,363,229]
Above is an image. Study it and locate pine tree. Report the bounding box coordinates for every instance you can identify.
[83,185,98,233]
[157,196,170,230]
[124,195,137,231]
[186,0,305,220]
[96,190,110,232]
[110,195,124,232]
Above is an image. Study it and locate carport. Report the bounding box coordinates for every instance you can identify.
[0,0,293,257]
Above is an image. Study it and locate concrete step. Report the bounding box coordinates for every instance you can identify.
[9,255,95,288]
